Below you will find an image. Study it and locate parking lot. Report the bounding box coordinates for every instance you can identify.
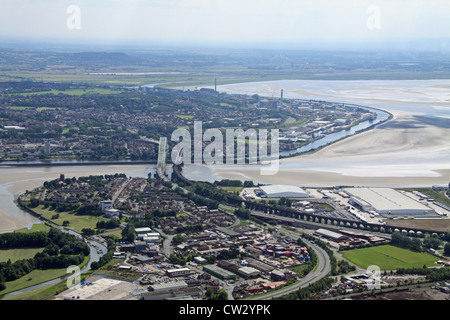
[55,274,142,300]
[307,188,383,224]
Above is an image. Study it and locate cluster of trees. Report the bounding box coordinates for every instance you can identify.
[184,191,219,210]
[76,204,102,216]
[395,266,450,282]
[445,243,450,256]
[152,209,177,218]
[121,223,136,243]
[213,179,255,188]
[175,224,203,234]
[234,207,251,219]
[278,197,293,207]
[96,220,120,230]
[205,287,228,300]
[276,277,335,300]
[0,229,89,289]
[216,246,242,261]
[126,214,156,230]
[44,202,80,213]
[192,183,228,204]
[390,232,423,252]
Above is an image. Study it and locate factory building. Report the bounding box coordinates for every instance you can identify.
[343,187,435,216]
[313,228,348,242]
[166,268,192,278]
[148,281,188,292]
[259,185,309,198]
[202,264,237,280]
[135,227,152,234]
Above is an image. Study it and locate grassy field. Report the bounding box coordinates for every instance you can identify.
[13,224,50,233]
[1,268,68,297]
[0,254,90,298]
[339,245,440,270]
[221,186,243,192]
[0,248,44,263]
[32,205,110,233]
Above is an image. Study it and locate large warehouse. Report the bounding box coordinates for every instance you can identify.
[259,185,309,198]
[343,187,435,216]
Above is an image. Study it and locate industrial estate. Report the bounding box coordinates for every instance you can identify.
[0,9,449,306]
[1,148,449,301]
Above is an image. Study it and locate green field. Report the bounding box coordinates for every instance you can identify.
[0,248,44,263]
[32,205,110,233]
[339,245,440,270]
[221,186,243,192]
[13,224,50,233]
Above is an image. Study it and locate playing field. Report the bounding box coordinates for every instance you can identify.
[339,245,440,270]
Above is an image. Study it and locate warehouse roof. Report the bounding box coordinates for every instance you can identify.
[314,228,347,240]
[259,185,309,197]
[343,187,432,213]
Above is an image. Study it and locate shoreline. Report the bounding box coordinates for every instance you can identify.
[0,160,158,168]
[209,110,450,187]
[0,165,152,233]
[1,79,449,233]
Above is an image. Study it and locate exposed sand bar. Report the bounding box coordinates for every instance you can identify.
[205,80,450,187]
[0,165,151,233]
[209,110,450,187]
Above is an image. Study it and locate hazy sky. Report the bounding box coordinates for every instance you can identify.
[1,0,449,47]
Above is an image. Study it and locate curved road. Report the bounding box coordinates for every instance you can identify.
[248,228,331,300]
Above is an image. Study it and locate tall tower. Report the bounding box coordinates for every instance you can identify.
[44,140,50,154]
[214,78,217,92]
[280,89,284,107]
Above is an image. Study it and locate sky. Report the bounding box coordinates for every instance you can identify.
[1,0,450,49]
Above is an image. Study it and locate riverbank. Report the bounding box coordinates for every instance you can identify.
[198,79,450,187]
[0,165,152,233]
[208,109,450,187]
[0,160,158,168]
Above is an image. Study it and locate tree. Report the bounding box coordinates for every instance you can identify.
[172,235,186,246]
[121,223,136,243]
[423,237,442,250]
[444,243,450,256]
[234,207,250,219]
[43,243,59,256]
[410,238,422,252]
[205,287,228,300]
[82,228,95,236]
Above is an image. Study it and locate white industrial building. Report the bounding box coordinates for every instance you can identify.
[259,185,309,198]
[343,187,435,216]
[238,266,261,278]
[314,228,348,241]
[135,227,152,234]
